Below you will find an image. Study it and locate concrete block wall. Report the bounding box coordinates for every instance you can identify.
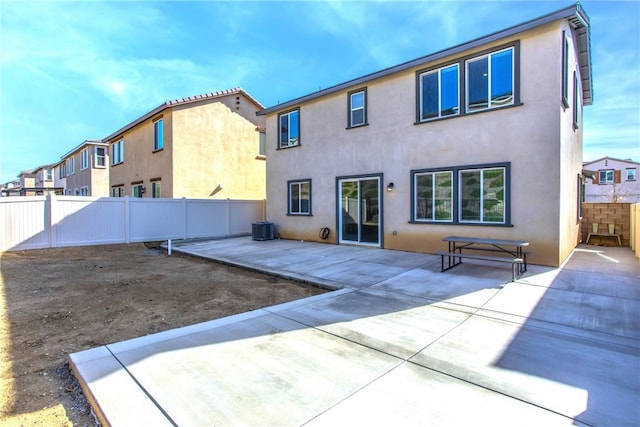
[580,203,631,247]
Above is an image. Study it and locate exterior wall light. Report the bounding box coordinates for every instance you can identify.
[387,182,394,192]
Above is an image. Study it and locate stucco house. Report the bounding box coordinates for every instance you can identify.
[59,140,110,196]
[105,87,265,199]
[258,3,592,267]
[583,157,640,203]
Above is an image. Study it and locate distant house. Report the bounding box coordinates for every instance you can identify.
[583,157,640,202]
[33,164,63,195]
[105,87,265,199]
[258,3,592,267]
[59,140,110,196]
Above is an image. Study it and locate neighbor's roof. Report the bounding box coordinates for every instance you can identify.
[61,139,108,160]
[258,3,592,116]
[103,87,264,142]
[583,156,640,166]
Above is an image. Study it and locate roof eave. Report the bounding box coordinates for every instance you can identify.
[257,3,592,116]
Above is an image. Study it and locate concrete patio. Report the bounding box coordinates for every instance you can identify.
[70,237,640,426]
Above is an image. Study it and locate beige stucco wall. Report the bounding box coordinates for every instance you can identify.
[172,97,266,199]
[265,21,585,267]
[64,144,110,196]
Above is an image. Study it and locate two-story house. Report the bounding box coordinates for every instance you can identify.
[105,87,266,199]
[583,157,640,202]
[257,3,592,267]
[59,140,110,196]
[33,163,63,195]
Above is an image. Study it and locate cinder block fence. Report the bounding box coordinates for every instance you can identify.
[580,203,632,247]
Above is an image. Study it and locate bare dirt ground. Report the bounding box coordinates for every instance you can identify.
[0,243,327,426]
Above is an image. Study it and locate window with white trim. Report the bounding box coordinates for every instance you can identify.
[95,147,106,167]
[562,31,570,107]
[154,119,163,151]
[348,89,367,127]
[599,170,614,184]
[151,181,161,198]
[67,157,75,175]
[626,168,636,181]
[288,179,311,215]
[573,71,581,130]
[466,47,514,112]
[80,187,89,196]
[45,169,53,181]
[112,139,124,165]
[112,186,124,197]
[419,64,459,121]
[81,149,89,170]
[132,184,144,198]
[279,109,299,149]
[412,163,510,225]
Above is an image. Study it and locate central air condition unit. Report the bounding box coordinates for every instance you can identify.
[252,221,274,241]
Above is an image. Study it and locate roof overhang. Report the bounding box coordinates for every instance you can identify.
[61,139,108,160]
[258,3,592,116]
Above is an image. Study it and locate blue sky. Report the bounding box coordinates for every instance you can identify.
[1,1,638,184]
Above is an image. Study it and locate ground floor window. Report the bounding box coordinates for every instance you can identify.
[411,162,510,225]
[151,180,161,198]
[111,186,124,197]
[132,183,144,198]
[288,179,311,215]
[80,187,89,196]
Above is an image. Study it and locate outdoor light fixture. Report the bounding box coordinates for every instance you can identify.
[387,182,394,192]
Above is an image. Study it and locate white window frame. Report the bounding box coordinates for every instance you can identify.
[112,186,124,197]
[626,168,636,181]
[95,147,106,167]
[348,89,366,128]
[132,184,144,198]
[278,109,300,149]
[151,181,161,198]
[465,47,514,113]
[413,171,454,222]
[153,119,163,151]
[80,187,89,196]
[81,149,89,170]
[288,179,311,215]
[112,140,124,165]
[599,170,614,184]
[419,64,459,122]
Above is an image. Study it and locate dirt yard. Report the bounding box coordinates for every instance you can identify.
[0,243,327,426]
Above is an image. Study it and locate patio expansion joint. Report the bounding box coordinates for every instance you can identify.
[103,344,178,427]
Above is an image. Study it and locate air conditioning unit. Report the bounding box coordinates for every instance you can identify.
[252,221,274,241]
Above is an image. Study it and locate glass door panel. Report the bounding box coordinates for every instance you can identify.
[340,181,359,242]
[339,177,380,246]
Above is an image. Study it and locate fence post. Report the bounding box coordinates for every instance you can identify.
[124,196,130,244]
[46,194,54,248]
[182,197,187,240]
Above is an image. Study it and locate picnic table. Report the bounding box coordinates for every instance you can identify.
[435,236,530,281]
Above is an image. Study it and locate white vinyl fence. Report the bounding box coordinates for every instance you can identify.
[0,195,266,252]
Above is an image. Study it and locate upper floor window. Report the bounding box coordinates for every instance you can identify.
[419,64,459,121]
[154,119,163,151]
[599,169,614,184]
[45,169,53,181]
[112,140,124,165]
[348,89,367,127]
[279,109,299,149]
[81,149,89,170]
[288,179,311,215]
[258,132,266,157]
[95,147,106,167]
[67,157,75,175]
[562,31,570,108]
[59,163,66,179]
[626,168,636,181]
[573,71,581,130]
[466,47,514,113]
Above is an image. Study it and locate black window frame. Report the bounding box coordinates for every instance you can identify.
[347,87,368,128]
[287,178,312,216]
[278,108,300,149]
[415,41,520,125]
[572,71,581,130]
[411,162,511,226]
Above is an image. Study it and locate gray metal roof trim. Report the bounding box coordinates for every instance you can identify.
[103,87,264,142]
[257,3,590,116]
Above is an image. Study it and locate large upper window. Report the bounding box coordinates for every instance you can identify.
[572,71,581,130]
[81,149,89,170]
[95,147,106,167]
[68,157,75,175]
[154,119,163,151]
[412,163,509,225]
[288,179,311,215]
[279,109,299,149]
[599,170,614,184]
[466,47,514,112]
[414,171,453,221]
[112,140,124,165]
[348,89,367,127]
[419,64,459,121]
[562,31,570,107]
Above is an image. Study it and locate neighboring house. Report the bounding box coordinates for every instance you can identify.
[59,139,110,196]
[33,163,63,195]
[583,157,640,202]
[258,3,592,267]
[0,179,21,197]
[105,87,265,199]
[53,159,66,194]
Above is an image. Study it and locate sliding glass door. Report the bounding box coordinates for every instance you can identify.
[338,177,380,246]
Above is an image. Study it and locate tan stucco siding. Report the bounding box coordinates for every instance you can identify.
[108,112,174,197]
[172,100,266,199]
[266,21,580,266]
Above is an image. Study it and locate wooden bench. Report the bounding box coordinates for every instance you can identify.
[586,223,621,246]
[435,250,524,282]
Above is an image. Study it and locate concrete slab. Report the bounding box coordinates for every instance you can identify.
[69,238,640,426]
